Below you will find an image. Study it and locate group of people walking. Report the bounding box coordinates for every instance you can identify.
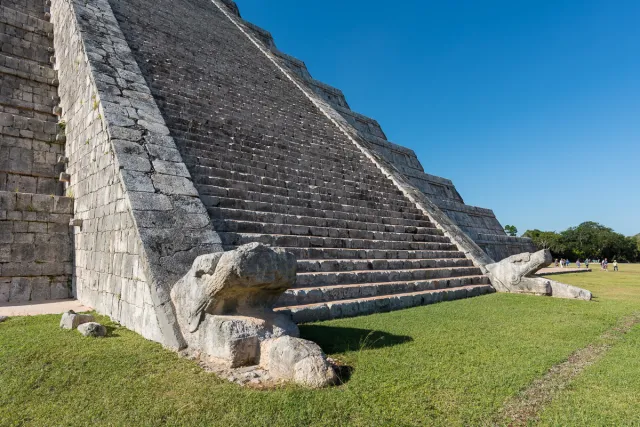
[554,258,619,271]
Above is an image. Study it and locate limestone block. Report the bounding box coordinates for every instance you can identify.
[77,322,107,337]
[60,310,94,330]
[260,336,337,388]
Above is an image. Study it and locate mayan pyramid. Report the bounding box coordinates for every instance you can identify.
[1,0,534,348]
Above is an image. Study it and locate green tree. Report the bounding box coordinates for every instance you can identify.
[523,229,563,252]
[504,225,518,237]
[524,222,639,262]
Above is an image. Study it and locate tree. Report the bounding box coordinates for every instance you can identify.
[504,225,518,237]
[523,229,563,252]
[524,223,639,262]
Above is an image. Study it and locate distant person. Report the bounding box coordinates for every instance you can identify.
[555,259,559,268]
[560,258,565,268]
[577,259,581,268]
[585,259,590,269]
[604,258,609,271]
[613,260,618,272]
[566,259,570,267]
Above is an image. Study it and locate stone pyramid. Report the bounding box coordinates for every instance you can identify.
[1,0,536,349]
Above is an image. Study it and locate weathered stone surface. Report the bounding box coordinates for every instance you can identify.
[171,243,338,386]
[77,322,107,337]
[192,314,298,368]
[260,336,337,388]
[60,310,94,329]
[485,249,592,300]
[548,281,593,301]
[185,243,296,332]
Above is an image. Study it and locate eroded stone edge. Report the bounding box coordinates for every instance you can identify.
[51,0,223,349]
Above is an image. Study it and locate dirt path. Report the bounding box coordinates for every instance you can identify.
[0,300,91,317]
[495,312,640,426]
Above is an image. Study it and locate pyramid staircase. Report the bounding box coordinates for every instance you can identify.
[179,120,492,322]
[104,0,495,323]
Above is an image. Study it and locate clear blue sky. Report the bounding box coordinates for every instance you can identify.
[236,0,640,236]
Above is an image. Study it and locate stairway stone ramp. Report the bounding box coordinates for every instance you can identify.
[106,0,494,322]
[0,0,74,303]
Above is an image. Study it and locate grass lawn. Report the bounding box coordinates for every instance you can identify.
[1,265,639,426]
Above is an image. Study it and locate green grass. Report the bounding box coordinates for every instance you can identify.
[0,266,639,426]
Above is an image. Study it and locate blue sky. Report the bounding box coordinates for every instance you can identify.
[236,0,640,236]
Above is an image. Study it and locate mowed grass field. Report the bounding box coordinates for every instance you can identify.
[1,265,639,426]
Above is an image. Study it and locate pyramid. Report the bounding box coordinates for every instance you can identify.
[1,0,536,348]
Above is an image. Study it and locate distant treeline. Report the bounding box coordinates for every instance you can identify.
[523,222,639,262]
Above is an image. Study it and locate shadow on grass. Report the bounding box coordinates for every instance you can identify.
[299,325,413,354]
[104,325,122,338]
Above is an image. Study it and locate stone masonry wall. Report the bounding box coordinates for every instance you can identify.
[0,190,72,302]
[0,2,65,196]
[50,0,221,348]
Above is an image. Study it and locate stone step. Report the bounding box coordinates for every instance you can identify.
[198,182,421,217]
[296,257,470,273]
[208,194,428,225]
[213,219,444,244]
[167,112,374,159]
[193,169,414,209]
[0,5,53,38]
[0,31,52,65]
[192,160,409,202]
[213,215,440,236]
[181,141,394,193]
[218,232,454,251]
[175,129,382,177]
[278,274,488,307]
[173,129,389,177]
[294,265,482,287]
[208,206,434,230]
[276,284,494,323]
[223,245,465,261]
[184,151,402,199]
[0,52,57,85]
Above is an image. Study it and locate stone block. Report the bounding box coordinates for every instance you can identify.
[10,277,31,302]
[60,311,94,330]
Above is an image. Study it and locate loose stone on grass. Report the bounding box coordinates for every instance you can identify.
[60,310,94,330]
[77,322,107,337]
